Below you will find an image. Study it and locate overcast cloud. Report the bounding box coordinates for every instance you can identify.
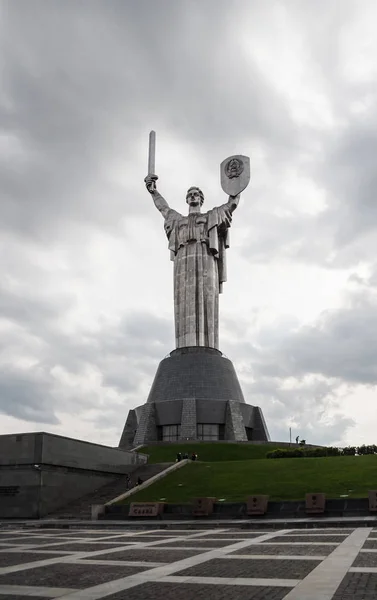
[1,0,377,447]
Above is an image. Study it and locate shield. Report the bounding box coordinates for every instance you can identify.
[220,155,250,196]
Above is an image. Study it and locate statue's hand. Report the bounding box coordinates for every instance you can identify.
[228,193,240,212]
[144,174,158,194]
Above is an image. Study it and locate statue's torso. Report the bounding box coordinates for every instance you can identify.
[165,209,211,252]
[176,212,209,247]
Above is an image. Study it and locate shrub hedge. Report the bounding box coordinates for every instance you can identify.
[266,445,377,459]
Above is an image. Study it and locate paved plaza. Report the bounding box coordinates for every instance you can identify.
[0,526,376,599]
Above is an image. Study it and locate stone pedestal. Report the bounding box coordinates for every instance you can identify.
[119,347,270,448]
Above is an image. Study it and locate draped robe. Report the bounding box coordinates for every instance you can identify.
[163,201,234,349]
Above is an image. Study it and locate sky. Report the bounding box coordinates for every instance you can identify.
[1,0,377,448]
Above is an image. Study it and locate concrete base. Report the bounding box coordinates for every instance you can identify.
[6,516,377,530]
[102,496,376,521]
[0,432,147,519]
[119,346,270,448]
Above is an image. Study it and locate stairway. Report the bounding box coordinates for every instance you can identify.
[45,462,172,520]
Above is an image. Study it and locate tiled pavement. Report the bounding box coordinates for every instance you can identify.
[0,526,376,598]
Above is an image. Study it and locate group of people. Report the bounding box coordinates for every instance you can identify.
[125,474,143,490]
[176,451,198,462]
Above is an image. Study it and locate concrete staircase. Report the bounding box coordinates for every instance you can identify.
[45,462,172,520]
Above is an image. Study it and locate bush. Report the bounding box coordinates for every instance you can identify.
[310,447,329,457]
[266,448,306,459]
[326,446,342,456]
[342,446,356,456]
[266,446,342,459]
[266,445,377,459]
[357,445,377,455]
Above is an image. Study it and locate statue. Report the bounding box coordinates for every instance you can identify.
[145,131,250,349]
[117,134,272,450]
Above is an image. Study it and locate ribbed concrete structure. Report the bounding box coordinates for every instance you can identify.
[119,347,270,449]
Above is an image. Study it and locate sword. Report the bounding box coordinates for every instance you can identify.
[147,130,157,192]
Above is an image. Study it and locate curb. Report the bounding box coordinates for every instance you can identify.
[2,516,377,531]
[105,459,190,506]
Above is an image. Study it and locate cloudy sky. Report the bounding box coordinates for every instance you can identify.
[1,0,377,448]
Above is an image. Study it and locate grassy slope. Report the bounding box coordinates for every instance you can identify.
[121,455,377,503]
[138,443,282,463]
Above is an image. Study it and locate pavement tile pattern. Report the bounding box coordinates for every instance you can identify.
[353,552,377,567]
[0,536,74,545]
[0,563,148,587]
[153,538,234,547]
[363,539,377,549]
[0,596,48,600]
[0,525,375,598]
[36,542,134,551]
[176,556,320,578]
[104,581,291,599]
[232,543,337,556]
[262,534,348,543]
[0,552,69,567]
[332,572,377,599]
[80,548,200,562]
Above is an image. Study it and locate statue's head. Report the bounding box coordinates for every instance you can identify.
[186,186,204,208]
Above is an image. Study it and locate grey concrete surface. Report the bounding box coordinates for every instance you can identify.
[0,526,376,598]
[0,433,147,519]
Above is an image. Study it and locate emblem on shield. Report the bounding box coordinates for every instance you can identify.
[220,154,250,196]
[226,157,244,179]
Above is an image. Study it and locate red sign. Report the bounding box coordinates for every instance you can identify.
[247,495,269,515]
[306,493,326,513]
[129,502,165,517]
[369,491,377,512]
[192,497,216,516]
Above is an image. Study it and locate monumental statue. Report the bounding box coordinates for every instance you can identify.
[119,131,269,447]
[144,131,250,349]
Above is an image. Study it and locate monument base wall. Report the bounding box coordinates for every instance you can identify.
[119,347,270,448]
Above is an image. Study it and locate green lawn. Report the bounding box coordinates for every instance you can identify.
[120,455,377,503]
[137,442,283,463]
